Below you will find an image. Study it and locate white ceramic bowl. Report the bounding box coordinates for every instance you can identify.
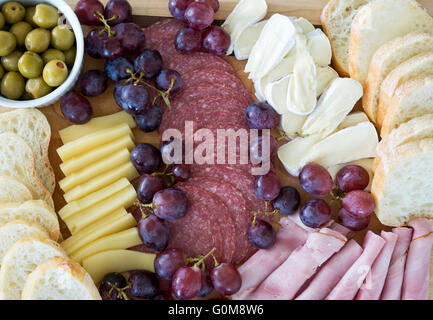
[0,0,84,108]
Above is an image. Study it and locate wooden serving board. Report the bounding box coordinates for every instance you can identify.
[0,0,432,299]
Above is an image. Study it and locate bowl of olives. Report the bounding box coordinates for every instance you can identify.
[0,0,84,108]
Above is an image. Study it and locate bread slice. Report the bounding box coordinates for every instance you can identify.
[0,132,53,207]
[372,137,433,226]
[0,109,55,194]
[22,256,101,300]
[0,236,67,300]
[349,0,433,85]
[321,0,372,76]
[0,220,49,265]
[363,32,433,122]
[381,76,433,137]
[377,52,433,127]
[0,201,60,241]
[0,176,33,203]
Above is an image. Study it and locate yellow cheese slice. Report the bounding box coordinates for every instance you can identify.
[57,123,133,161]
[61,208,136,253]
[59,111,136,144]
[63,162,139,203]
[64,184,137,234]
[60,135,135,176]
[70,228,142,263]
[59,178,131,220]
[59,148,131,192]
[83,250,155,283]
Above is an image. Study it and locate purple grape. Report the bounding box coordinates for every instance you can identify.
[154,248,186,281]
[75,0,104,26]
[299,163,334,197]
[300,199,332,228]
[137,174,164,204]
[153,188,189,221]
[254,172,281,201]
[338,207,370,231]
[249,133,278,164]
[172,164,190,182]
[155,69,183,96]
[134,49,163,78]
[78,70,108,97]
[85,28,104,58]
[342,190,375,218]
[245,102,279,130]
[137,215,170,252]
[114,83,150,115]
[168,0,194,20]
[127,270,158,299]
[210,263,241,296]
[60,93,93,124]
[172,266,202,300]
[105,57,134,81]
[105,0,132,25]
[100,35,123,60]
[130,143,162,173]
[197,0,219,12]
[197,270,213,297]
[135,104,163,132]
[202,26,230,56]
[272,186,300,215]
[113,23,146,51]
[99,272,127,300]
[336,165,370,192]
[248,219,276,249]
[184,2,214,30]
[174,27,202,54]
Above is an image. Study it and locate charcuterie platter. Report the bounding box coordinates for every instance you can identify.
[0,0,432,300]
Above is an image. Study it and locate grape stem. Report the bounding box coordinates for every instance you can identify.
[94,10,118,38]
[108,282,131,300]
[250,201,280,227]
[151,165,176,187]
[134,200,156,218]
[186,248,217,272]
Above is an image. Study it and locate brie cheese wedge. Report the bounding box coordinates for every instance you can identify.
[264,75,291,114]
[280,111,307,138]
[234,20,267,60]
[316,66,339,97]
[306,29,332,67]
[337,112,369,130]
[291,17,315,34]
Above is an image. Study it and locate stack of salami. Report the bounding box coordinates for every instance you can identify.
[143,19,269,265]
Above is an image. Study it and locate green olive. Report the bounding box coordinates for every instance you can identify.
[64,46,76,68]
[33,4,59,29]
[25,28,50,53]
[0,31,16,56]
[25,76,52,98]
[24,6,36,27]
[1,50,22,72]
[1,2,25,25]
[43,59,68,87]
[18,51,43,78]
[0,65,4,79]
[1,71,24,99]
[51,25,75,51]
[9,21,32,47]
[41,48,65,64]
[0,12,5,30]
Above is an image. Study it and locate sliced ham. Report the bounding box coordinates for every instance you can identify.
[381,227,413,300]
[326,231,385,300]
[330,221,355,238]
[248,228,347,300]
[356,231,398,300]
[296,239,363,300]
[402,218,433,300]
[231,217,308,300]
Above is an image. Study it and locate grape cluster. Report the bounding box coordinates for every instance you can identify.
[168,0,230,56]
[298,163,375,231]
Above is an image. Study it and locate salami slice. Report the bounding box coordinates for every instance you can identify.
[165,52,235,76]
[176,183,236,263]
[144,19,185,61]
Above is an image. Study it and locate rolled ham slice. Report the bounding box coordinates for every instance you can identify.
[381,227,413,300]
[330,221,355,238]
[356,231,398,300]
[296,239,363,300]
[326,231,385,300]
[248,228,347,300]
[232,217,308,300]
[402,218,433,300]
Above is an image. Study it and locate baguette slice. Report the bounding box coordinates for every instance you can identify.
[0,132,53,207]
[0,236,67,300]
[363,32,433,123]
[0,201,60,241]
[0,220,49,265]
[381,76,433,137]
[349,0,433,85]
[372,137,433,226]
[321,0,372,76]
[0,176,33,203]
[22,257,101,300]
[0,109,55,194]
[377,52,433,127]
